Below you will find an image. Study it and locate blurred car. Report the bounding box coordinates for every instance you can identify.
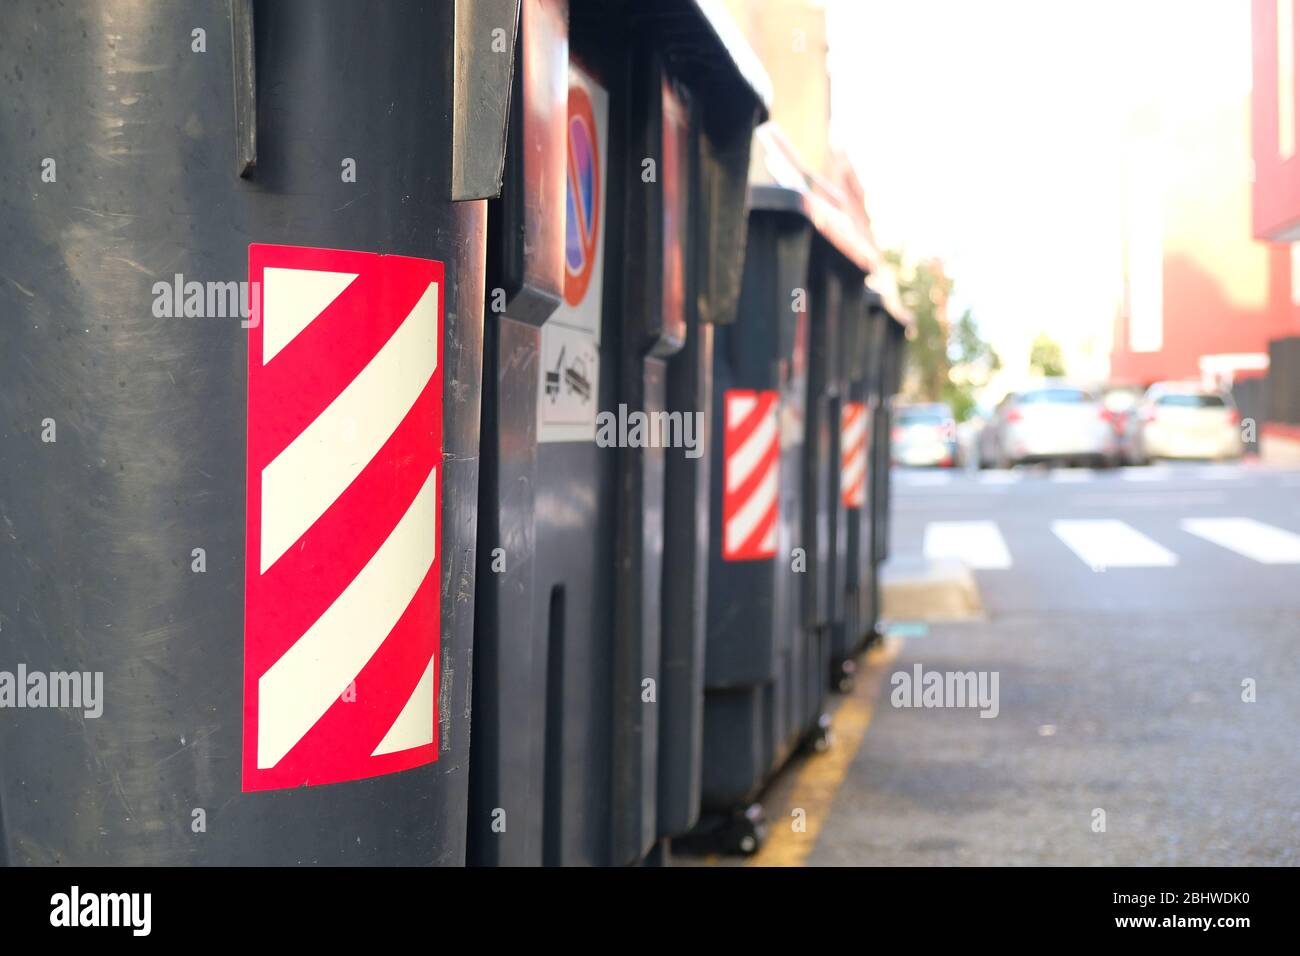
[973,393,1017,468]
[1134,382,1242,462]
[987,383,1118,468]
[892,402,957,467]
[955,401,993,469]
[1102,386,1144,465]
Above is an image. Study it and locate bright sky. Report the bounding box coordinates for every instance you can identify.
[826,0,1254,376]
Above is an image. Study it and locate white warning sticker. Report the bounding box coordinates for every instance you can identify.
[538,323,600,442]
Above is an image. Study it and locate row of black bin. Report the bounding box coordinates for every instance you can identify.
[0,0,907,866]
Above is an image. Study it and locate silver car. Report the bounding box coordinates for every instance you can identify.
[1135,383,1242,462]
[991,384,1118,468]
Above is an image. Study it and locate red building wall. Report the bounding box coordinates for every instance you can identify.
[1111,94,1300,387]
[1111,246,1293,386]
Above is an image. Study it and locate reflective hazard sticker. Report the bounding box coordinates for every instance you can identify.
[243,244,443,791]
[841,401,868,509]
[723,390,780,561]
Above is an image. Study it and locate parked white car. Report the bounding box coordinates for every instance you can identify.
[990,384,1118,468]
[1135,383,1242,462]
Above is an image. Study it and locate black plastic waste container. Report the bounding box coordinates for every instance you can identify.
[695,128,879,851]
[0,0,517,864]
[855,291,891,647]
[872,310,908,583]
[469,0,767,866]
[698,185,812,843]
[827,277,872,691]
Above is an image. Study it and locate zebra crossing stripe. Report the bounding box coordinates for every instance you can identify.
[1180,517,1300,563]
[915,514,1300,571]
[1051,519,1178,568]
[978,470,1020,485]
[1050,469,1094,483]
[923,520,1013,569]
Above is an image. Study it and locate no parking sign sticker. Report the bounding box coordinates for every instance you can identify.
[538,65,608,443]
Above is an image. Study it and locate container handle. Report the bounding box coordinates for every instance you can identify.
[230,0,257,178]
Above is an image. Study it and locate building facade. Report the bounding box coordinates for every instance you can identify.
[1111,92,1297,391]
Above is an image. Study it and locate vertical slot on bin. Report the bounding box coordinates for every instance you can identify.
[543,584,566,866]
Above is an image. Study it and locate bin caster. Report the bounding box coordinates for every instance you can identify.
[803,712,834,754]
[834,657,856,694]
[722,804,768,856]
[676,804,768,857]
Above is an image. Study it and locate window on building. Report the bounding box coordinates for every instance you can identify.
[1280,0,1295,159]
[1291,243,1300,306]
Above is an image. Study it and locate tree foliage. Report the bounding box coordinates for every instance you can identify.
[889,250,952,403]
[888,251,999,421]
[1029,332,1067,378]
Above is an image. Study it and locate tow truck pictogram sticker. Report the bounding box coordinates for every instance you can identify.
[564,353,592,402]
[545,346,565,402]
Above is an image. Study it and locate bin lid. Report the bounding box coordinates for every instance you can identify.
[866,263,913,330]
[620,0,772,122]
[746,125,912,330]
[747,125,881,278]
[688,0,773,117]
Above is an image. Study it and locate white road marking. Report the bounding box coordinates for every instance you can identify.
[923,520,1013,569]
[978,470,1021,485]
[1120,466,1171,482]
[1195,466,1242,480]
[1051,519,1178,568]
[1050,469,1094,483]
[1180,517,1300,564]
[899,471,953,486]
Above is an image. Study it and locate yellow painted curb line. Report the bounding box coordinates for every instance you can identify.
[746,636,902,867]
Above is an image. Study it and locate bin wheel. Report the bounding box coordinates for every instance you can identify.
[675,804,768,858]
[723,804,768,856]
[805,712,834,754]
[834,658,857,694]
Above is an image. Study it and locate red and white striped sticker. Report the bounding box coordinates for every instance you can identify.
[243,244,443,791]
[840,400,868,509]
[723,389,780,561]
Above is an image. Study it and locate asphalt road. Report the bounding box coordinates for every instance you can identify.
[807,459,1300,865]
